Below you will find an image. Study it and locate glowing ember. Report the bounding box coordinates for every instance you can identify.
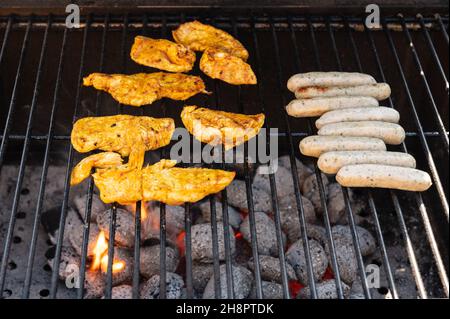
[126,202,148,220]
[176,231,186,257]
[235,231,243,239]
[288,280,304,299]
[91,230,125,273]
[322,266,335,280]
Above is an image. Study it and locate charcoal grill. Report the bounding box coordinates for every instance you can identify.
[0,1,448,300]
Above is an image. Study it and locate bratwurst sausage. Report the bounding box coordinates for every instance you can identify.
[318,121,405,145]
[294,83,391,101]
[317,151,416,174]
[287,72,376,92]
[286,96,379,117]
[336,164,432,192]
[315,107,399,129]
[299,135,386,158]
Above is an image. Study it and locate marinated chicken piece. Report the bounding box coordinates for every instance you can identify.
[93,165,143,204]
[70,152,123,186]
[130,36,196,73]
[172,20,249,60]
[71,115,174,169]
[181,105,265,150]
[142,160,236,205]
[83,72,208,107]
[199,49,256,85]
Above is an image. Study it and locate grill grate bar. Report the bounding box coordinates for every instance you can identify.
[364,21,439,298]
[326,18,372,298]
[104,205,117,299]
[4,15,49,298]
[156,14,168,300]
[366,20,449,296]
[0,16,12,68]
[209,198,222,298]
[1,131,446,142]
[77,13,109,299]
[269,15,322,298]
[184,203,194,298]
[435,14,449,43]
[49,15,91,298]
[400,16,449,152]
[391,194,427,298]
[236,17,290,299]
[284,17,334,299]
[104,13,131,299]
[415,193,450,296]
[417,16,449,94]
[383,19,449,221]
[0,17,31,174]
[344,17,399,298]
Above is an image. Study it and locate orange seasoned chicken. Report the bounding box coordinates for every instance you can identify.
[83,72,208,107]
[181,105,265,150]
[70,152,123,186]
[172,20,249,60]
[93,165,143,204]
[199,49,256,85]
[142,160,236,205]
[130,36,196,73]
[71,115,174,169]
[73,158,235,205]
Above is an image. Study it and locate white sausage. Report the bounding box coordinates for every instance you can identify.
[286,96,379,117]
[336,164,432,192]
[316,107,399,129]
[318,151,416,174]
[318,121,405,145]
[299,135,386,158]
[287,72,376,92]
[294,83,391,100]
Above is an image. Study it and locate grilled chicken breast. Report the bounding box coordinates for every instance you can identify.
[130,36,196,73]
[77,159,235,205]
[71,115,174,169]
[200,49,256,85]
[70,152,123,186]
[142,160,236,205]
[172,20,249,60]
[83,72,208,107]
[181,105,265,150]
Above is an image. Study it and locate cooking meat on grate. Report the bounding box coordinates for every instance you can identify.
[317,121,406,145]
[315,106,400,129]
[300,136,387,158]
[318,151,416,174]
[199,49,257,85]
[294,83,391,100]
[336,164,432,192]
[142,159,235,205]
[172,20,249,60]
[130,36,195,72]
[83,72,208,107]
[181,105,265,150]
[70,152,123,186]
[287,72,376,91]
[286,96,379,117]
[71,115,174,170]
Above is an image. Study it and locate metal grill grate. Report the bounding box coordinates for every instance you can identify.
[0,12,448,299]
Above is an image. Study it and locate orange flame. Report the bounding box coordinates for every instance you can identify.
[100,255,125,273]
[91,230,125,273]
[91,231,108,271]
[176,231,186,257]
